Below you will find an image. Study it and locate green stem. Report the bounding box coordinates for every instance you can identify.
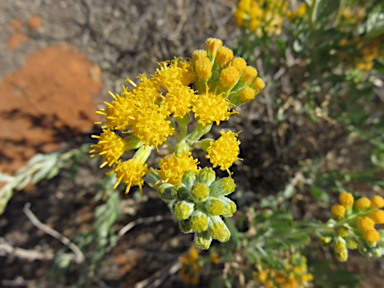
[185,122,213,142]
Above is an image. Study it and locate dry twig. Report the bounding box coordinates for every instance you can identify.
[23,202,85,264]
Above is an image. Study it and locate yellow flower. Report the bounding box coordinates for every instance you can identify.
[206,130,242,173]
[109,159,149,194]
[130,105,174,147]
[363,230,380,243]
[331,203,346,218]
[158,150,200,185]
[295,2,306,17]
[210,252,220,264]
[371,195,384,209]
[164,84,196,118]
[339,191,354,207]
[355,197,371,210]
[90,129,128,168]
[154,58,194,87]
[192,91,236,126]
[257,269,268,282]
[370,210,384,224]
[356,216,375,231]
[230,57,247,72]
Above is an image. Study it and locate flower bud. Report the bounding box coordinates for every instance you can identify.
[339,191,354,207]
[319,236,332,247]
[172,183,190,200]
[355,197,371,210]
[336,251,348,262]
[192,50,207,64]
[331,203,346,218]
[229,86,256,106]
[370,210,384,224]
[333,238,347,254]
[179,219,193,234]
[194,57,212,81]
[356,216,375,231]
[346,238,359,249]
[214,47,234,68]
[206,198,225,216]
[336,225,349,237]
[371,195,384,209]
[208,216,231,243]
[209,177,236,197]
[218,66,240,92]
[190,210,209,232]
[182,170,198,190]
[251,77,265,93]
[220,197,237,217]
[363,230,380,243]
[206,38,223,62]
[173,201,195,220]
[158,183,174,201]
[198,167,216,187]
[194,231,212,250]
[191,182,210,202]
[230,57,247,72]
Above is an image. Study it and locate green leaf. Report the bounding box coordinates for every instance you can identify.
[311,185,329,203]
[315,0,340,21]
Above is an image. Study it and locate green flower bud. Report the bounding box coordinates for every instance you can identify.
[191,182,210,202]
[172,184,190,200]
[158,183,174,201]
[206,198,225,216]
[179,219,193,234]
[209,177,236,197]
[346,238,359,250]
[198,167,216,187]
[220,197,237,217]
[182,170,198,190]
[173,201,195,220]
[336,225,349,237]
[319,236,332,247]
[194,231,212,250]
[372,247,383,257]
[336,251,348,262]
[208,216,231,243]
[190,210,209,232]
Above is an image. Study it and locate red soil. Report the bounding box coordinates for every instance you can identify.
[0,44,102,174]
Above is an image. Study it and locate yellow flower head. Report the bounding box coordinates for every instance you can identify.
[90,129,128,168]
[339,191,354,207]
[206,38,223,61]
[158,150,200,184]
[214,46,234,68]
[194,57,213,81]
[251,77,266,93]
[219,66,240,90]
[331,203,346,218]
[206,130,242,173]
[154,58,194,88]
[355,197,371,210]
[130,105,174,147]
[230,57,247,72]
[110,159,149,194]
[239,66,258,84]
[356,216,375,231]
[164,84,196,118]
[238,87,256,103]
[370,210,384,224]
[192,91,236,126]
[257,269,268,282]
[363,230,380,243]
[371,195,384,209]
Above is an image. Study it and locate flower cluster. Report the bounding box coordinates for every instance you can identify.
[253,254,313,288]
[90,38,265,249]
[234,0,289,36]
[321,192,384,261]
[158,167,236,249]
[179,247,202,285]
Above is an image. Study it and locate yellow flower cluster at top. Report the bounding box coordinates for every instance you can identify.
[179,246,202,285]
[90,38,265,195]
[253,254,313,288]
[234,0,289,36]
[285,2,306,20]
[321,192,384,261]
